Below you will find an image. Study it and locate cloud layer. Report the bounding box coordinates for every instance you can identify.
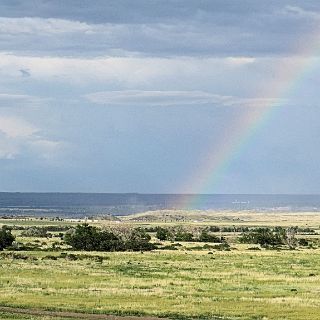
[86,90,280,108]
[0,2,319,57]
[0,1,320,192]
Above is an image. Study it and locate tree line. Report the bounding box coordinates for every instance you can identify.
[0,223,313,252]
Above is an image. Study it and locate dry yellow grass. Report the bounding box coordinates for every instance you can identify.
[120,209,320,228]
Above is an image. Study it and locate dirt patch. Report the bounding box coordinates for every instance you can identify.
[0,306,166,320]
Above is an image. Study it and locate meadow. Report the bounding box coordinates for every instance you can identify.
[0,211,319,320]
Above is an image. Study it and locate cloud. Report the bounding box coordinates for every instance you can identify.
[0,93,48,108]
[0,52,265,91]
[0,115,64,160]
[85,90,231,106]
[0,17,93,34]
[0,136,18,159]
[0,0,272,24]
[281,5,320,20]
[0,0,319,192]
[0,93,33,101]
[0,53,174,84]
[225,57,256,66]
[0,116,37,138]
[28,139,64,160]
[0,16,233,57]
[0,7,318,58]
[85,90,281,108]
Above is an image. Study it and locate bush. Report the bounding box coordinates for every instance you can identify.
[21,227,49,238]
[0,226,15,250]
[238,228,284,248]
[64,224,155,252]
[98,230,125,251]
[198,231,221,243]
[156,227,173,241]
[208,226,220,232]
[211,243,231,251]
[42,255,58,260]
[156,227,224,243]
[174,231,193,242]
[64,224,101,251]
[298,238,309,246]
[125,228,156,251]
[159,244,179,250]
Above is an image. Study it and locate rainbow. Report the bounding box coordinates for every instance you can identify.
[180,31,319,209]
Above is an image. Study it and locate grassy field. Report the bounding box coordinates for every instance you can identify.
[0,211,320,320]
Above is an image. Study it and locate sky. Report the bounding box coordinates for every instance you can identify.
[0,0,320,193]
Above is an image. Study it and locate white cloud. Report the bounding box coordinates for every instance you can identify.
[281,6,320,19]
[0,137,18,159]
[0,17,93,35]
[0,93,33,101]
[0,17,247,57]
[85,90,282,108]
[0,52,261,87]
[85,90,233,106]
[0,115,64,160]
[0,116,38,138]
[28,139,64,161]
[225,97,283,108]
[226,57,256,66]
[0,8,317,59]
[0,93,46,108]
[0,53,176,84]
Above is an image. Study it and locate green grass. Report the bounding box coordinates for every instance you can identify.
[0,219,75,227]
[0,249,319,319]
[1,213,320,320]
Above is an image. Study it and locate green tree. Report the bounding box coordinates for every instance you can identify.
[156,227,172,241]
[0,226,15,250]
[174,231,193,242]
[125,228,155,251]
[64,224,100,251]
[64,224,155,252]
[98,230,125,251]
[198,230,220,243]
[239,228,283,247]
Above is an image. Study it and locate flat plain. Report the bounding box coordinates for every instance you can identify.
[0,210,319,320]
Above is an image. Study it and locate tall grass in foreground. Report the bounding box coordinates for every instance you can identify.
[0,249,319,320]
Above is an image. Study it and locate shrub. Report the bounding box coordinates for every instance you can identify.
[298,238,309,246]
[211,243,231,251]
[198,231,221,243]
[0,226,15,250]
[238,228,283,247]
[0,252,29,260]
[208,226,220,232]
[21,227,50,238]
[156,227,173,241]
[125,228,156,251]
[42,255,58,260]
[98,230,125,251]
[64,224,155,252]
[174,231,193,242]
[64,224,101,251]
